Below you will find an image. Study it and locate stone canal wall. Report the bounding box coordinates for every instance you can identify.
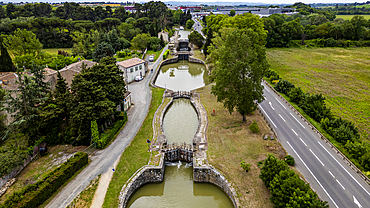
[194,166,239,208]
[118,154,165,208]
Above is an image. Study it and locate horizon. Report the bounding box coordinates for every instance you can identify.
[0,0,365,5]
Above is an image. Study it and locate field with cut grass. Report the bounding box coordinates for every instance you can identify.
[197,84,286,207]
[42,48,72,55]
[336,14,370,20]
[266,47,370,139]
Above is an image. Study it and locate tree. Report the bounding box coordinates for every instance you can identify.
[0,38,15,72]
[284,155,295,166]
[259,154,289,187]
[131,33,150,53]
[230,9,236,17]
[203,27,214,56]
[208,28,268,122]
[0,5,6,19]
[91,120,99,144]
[186,19,195,29]
[4,28,43,56]
[108,28,121,52]
[188,31,205,48]
[159,34,165,47]
[93,42,114,62]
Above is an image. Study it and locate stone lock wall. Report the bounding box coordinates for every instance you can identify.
[118,154,165,208]
[194,166,239,208]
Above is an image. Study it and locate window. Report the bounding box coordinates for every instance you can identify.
[139,65,142,70]
[135,66,138,71]
[130,68,133,73]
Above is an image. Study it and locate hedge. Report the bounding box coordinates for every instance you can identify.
[0,152,88,208]
[163,49,170,60]
[96,112,128,149]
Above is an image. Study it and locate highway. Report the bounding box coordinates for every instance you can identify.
[259,81,370,208]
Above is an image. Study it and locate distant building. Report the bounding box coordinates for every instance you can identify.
[158,30,169,43]
[116,58,147,83]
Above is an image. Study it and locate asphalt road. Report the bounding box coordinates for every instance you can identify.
[46,45,167,208]
[192,18,205,38]
[259,81,370,208]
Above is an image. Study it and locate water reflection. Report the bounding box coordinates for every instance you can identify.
[155,61,209,91]
[163,99,198,144]
[127,165,234,208]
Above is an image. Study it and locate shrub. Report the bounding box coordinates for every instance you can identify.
[240,161,251,172]
[116,51,127,58]
[163,49,170,60]
[284,155,295,166]
[259,154,289,187]
[288,87,304,103]
[274,79,295,95]
[0,152,88,208]
[249,120,260,133]
[97,112,127,149]
[271,80,279,85]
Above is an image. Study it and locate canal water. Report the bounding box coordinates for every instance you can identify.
[154,61,209,91]
[163,98,198,144]
[127,56,233,208]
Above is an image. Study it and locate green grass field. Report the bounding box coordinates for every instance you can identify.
[336,14,370,20]
[42,48,72,55]
[266,47,370,139]
[354,4,370,8]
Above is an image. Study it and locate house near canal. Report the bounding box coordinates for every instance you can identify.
[116,57,147,83]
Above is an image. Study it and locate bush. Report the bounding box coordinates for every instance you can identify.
[249,120,260,133]
[0,152,88,208]
[97,112,127,149]
[116,51,127,58]
[284,155,295,166]
[274,79,295,95]
[240,161,251,172]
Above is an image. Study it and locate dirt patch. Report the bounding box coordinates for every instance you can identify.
[0,145,87,203]
[197,84,286,208]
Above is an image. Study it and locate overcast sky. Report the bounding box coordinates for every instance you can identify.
[2,0,363,5]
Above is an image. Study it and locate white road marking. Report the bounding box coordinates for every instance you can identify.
[275,97,286,109]
[318,141,370,197]
[259,106,277,128]
[278,114,286,122]
[269,102,275,110]
[287,141,339,208]
[265,88,270,92]
[328,171,335,178]
[299,138,307,146]
[309,149,325,166]
[291,129,298,136]
[336,179,346,190]
[289,113,306,129]
[353,196,363,208]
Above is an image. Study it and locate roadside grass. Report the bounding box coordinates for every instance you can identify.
[0,145,86,203]
[193,49,205,61]
[102,87,165,208]
[266,47,370,140]
[146,47,165,62]
[197,84,286,208]
[66,174,101,208]
[42,48,72,55]
[336,14,370,20]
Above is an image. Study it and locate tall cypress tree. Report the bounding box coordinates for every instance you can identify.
[0,38,14,72]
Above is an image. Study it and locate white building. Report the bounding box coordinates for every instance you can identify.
[116,58,147,83]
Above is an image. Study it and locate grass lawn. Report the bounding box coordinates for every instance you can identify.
[0,145,86,203]
[102,87,165,208]
[354,4,370,8]
[336,14,370,20]
[42,48,72,55]
[197,84,286,207]
[193,49,205,61]
[145,47,165,62]
[266,47,370,139]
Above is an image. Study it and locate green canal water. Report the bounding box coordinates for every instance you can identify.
[154,61,209,91]
[127,165,234,208]
[163,98,198,144]
[127,61,233,208]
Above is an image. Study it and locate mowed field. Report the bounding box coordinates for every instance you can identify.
[266,47,370,139]
[336,14,370,20]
